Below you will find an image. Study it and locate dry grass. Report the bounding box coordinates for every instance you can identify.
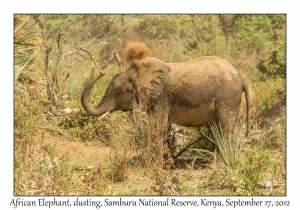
[14,96,286,196]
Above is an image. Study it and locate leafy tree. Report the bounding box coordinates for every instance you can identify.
[257,50,286,78]
[234,15,274,54]
[256,15,286,78]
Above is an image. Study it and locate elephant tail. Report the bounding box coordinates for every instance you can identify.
[243,81,250,136]
[123,41,152,67]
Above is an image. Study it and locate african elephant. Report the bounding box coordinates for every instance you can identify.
[81,42,250,166]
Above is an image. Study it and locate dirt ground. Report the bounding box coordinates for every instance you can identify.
[33,121,285,196]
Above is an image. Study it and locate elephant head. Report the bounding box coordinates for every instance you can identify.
[81,57,171,118]
[126,57,170,112]
[123,41,171,112]
[81,68,136,118]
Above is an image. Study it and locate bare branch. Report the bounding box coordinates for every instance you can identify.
[75,46,120,71]
[78,52,93,60]
[99,49,119,70]
[115,50,121,65]
[173,139,201,159]
[76,45,101,69]
[63,50,79,59]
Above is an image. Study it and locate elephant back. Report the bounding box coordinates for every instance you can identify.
[167,56,240,87]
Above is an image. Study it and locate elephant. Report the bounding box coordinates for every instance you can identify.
[81,42,250,167]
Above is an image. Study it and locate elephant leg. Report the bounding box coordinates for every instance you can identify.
[148,102,174,169]
[148,113,166,168]
[215,103,240,140]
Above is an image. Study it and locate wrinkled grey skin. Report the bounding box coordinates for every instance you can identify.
[81,72,135,116]
[81,56,250,165]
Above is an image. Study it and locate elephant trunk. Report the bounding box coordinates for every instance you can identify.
[81,72,109,117]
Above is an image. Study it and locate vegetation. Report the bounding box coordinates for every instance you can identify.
[14,15,41,82]
[14,14,286,195]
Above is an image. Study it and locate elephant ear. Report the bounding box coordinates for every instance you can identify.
[125,66,138,81]
[135,57,170,112]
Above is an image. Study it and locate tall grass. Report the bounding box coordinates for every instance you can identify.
[192,121,243,180]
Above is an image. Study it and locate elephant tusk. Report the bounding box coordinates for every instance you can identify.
[98,111,110,120]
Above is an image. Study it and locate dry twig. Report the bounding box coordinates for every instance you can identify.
[65,45,120,72]
[76,45,101,69]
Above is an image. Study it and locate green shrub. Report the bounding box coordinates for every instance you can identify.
[252,76,285,113]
